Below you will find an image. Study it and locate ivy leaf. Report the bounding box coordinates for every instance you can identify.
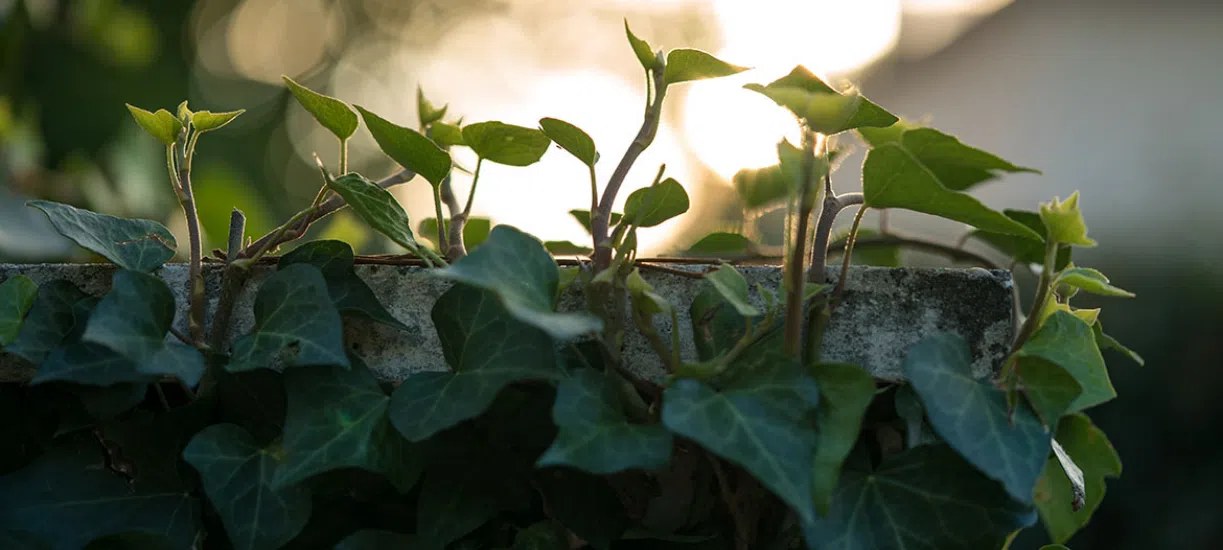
[1018,357,1082,427]
[801,444,1037,550]
[125,105,183,145]
[80,270,204,386]
[512,521,569,549]
[663,49,749,86]
[0,440,201,550]
[182,424,312,550]
[429,121,465,147]
[31,344,153,386]
[662,360,819,523]
[534,467,630,547]
[1055,267,1134,298]
[859,126,1038,191]
[389,283,562,442]
[733,163,795,210]
[537,369,673,474]
[539,117,598,167]
[5,280,90,364]
[623,19,658,70]
[415,434,534,548]
[744,66,895,134]
[569,210,622,234]
[462,121,552,167]
[686,232,753,257]
[893,385,940,449]
[0,530,48,549]
[703,263,760,317]
[903,333,1051,504]
[623,178,690,228]
[283,76,359,140]
[335,530,421,550]
[27,201,177,272]
[355,106,451,186]
[325,173,424,257]
[0,275,37,346]
[544,241,592,256]
[862,145,1042,239]
[190,110,245,133]
[436,225,602,340]
[1017,311,1114,412]
[278,240,408,331]
[1033,414,1121,543]
[418,217,492,250]
[417,86,448,128]
[85,533,177,550]
[1092,321,1144,367]
[1039,192,1096,247]
[808,362,875,516]
[966,209,1071,269]
[228,264,350,372]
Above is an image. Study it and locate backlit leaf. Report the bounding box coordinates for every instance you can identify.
[278,240,408,331]
[325,173,423,255]
[190,110,244,133]
[125,105,182,145]
[0,275,37,347]
[703,263,760,317]
[733,163,795,210]
[745,66,895,134]
[1039,192,1096,247]
[27,201,177,272]
[663,49,749,86]
[283,76,358,140]
[809,362,875,516]
[1033,414,1120,543]
[623,19,657,70]
[228,264,350,372]
[686,232,753,257]
[429,121,465,147]
[355,106,450,186]
[1018,311,1114,412]
[1055,267,1134,298]
[539,117,598,167]
[569,210,622,235]
[623,178,690,228]
[417,86,448,128]
[966,209,1071,269]
[544,241,592,256]
[462,121,552,167]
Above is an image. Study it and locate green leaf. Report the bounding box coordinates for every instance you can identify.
[882,128,1038,191]
[534,468,629,547]
[335,530,421,550]
[686,232,753,257]
[1040,192,1096,247]
[437,225,602,340]
[662,360,819,523]
[544,241,592,256]
[355,106,451,186]
[124,105,182,145]
[0,440,201,550]
[539,117,598,167]
[0,275,37,347]
[623,19,658,70]
[80,270,205,386]
[283,76,359,140]
[893,385,940,448]
[537,369,673,474]
[0,530,49,550]
[1034,414,1121,543]
[801,444,1037,549]
[461,121,552,167]
[862,145,1042,239]
[808,362,875,516]
[623,178,690,228]
[5,280,90,364]
[417,86,448,128]
[228,264,350,372]
[389,284,562,442]
[1055,267,1134,298]
[703,263,759,317]
[190,109,244,133]
[1018,357,1083,427]
[27,201,177,272]
[1018,311,1114,412]
[663,49,749,86]
[278,240,408,331]
[1040,546,1071,550]
[733,163,795,210]
[428,121,465,147]
[32,343,152,386]
[418,217,491,250]
[744,66,896,134]
[325,173,423,255]
[903,333,1051,504]
[182,424,311,550]
[415,434,534,548]
[512,521,569,550]
[967,209,1071,269]
[569,210,622,234]
[1092,321,1143,367]
[85,533,178,550]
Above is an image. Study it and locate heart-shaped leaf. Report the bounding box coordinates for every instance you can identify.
[1018,310,1114,412]
[702,263,760,317]
[417,86,448,128]
[389,283,562,442]
[31,343,153,386]
[182,424,311,550]
[539,117,598,167]
[190,110,245,133]
[278,240,408,331]
[0,275,37,347]
[569,210,622,235]
[125,105,183,145]
[864,127,1039,191]
[1018,357,1082,427]
[228,264,350,372]
[686,232,753,257]
[1092,321,1143,367]
[623,19,658,70]
[745,66,896,134]
[1033,414,1121,543]
[903,333,1051,504]
[325,173,424,256]
[462,121,552,167]
[355,106,451,186]
[437,225,601,340]
[544,241,592,256]
[283,76,359,140]
[5,280,90,364]
[537,369,673,474]
[623,178,689,228]
[966,209,1071,269]
[809,362,875,516]
[28,201,177,272]
[1055,267,1134,298]
[663,49,749,86]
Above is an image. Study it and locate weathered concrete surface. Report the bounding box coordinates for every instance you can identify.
[0,263,1013,383]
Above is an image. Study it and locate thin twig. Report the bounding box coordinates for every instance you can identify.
[177,169,206,346]
[828,234,1003,270]
[168,325,193,346]
[707,453,750,550]
[1009,238,1058,355]
[832,205,868,303]
[633,261,711,279]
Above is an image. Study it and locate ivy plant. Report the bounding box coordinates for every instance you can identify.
[0,19,1140,550]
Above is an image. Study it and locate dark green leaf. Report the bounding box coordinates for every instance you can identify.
[703,263,759,317]
[182,424,312,550]
[663,49,749,86]
[744,66,895,134]
[893,385,940,448]
[124,105,182,145]
[415,436,533,548]
[569,210,622,234]
[1092,321,1144,367]
[389,284,562,442]
[0,275,37,346]
[84,532,178,550]
[623,178,690,228]
[862,145,1042,239]
[0,440,201,550]
[544,241,592,255]
[190,110,244,133]
[229,264,350,372]
[32,343,153,386]
[801,444,1037,550]
[27,201,177,272]
[1018,311,1114,411]
[1018,357,1082,427]
[279,240,408,331]
[685,232,753,257]
[437,225,601,339]
[417,86,448,128]
[539,117,598,166]
[355,106,451,186]
[1034,414,1120,543]
[418,217,491,251]
[71,383,149,420]
[462,121,552,167]
[662,360,819,523]
[1055,267,1134,298]
[216,368,286,446]
[967,209,1071,269]
[903,333,1051,504]
[534,468,629,547]
[809,363,875,516]
[6,280,90,364]
[512,521,569,549]
[537,369,672,474]
[623,19,658,70]
[0,530,49,550]
[733,163,794,210]
[283,76,359,140]
[335,530,421,550]
[325,173,424,254]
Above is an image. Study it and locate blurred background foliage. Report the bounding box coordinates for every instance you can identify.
[0,0,1220,547]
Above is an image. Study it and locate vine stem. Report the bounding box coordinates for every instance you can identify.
[177,168,206,347]
[783,131,819,356]
[432,183,447,253]
[806,192,864,284]
[1009,237,1059,355]
[832,204,868,302]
